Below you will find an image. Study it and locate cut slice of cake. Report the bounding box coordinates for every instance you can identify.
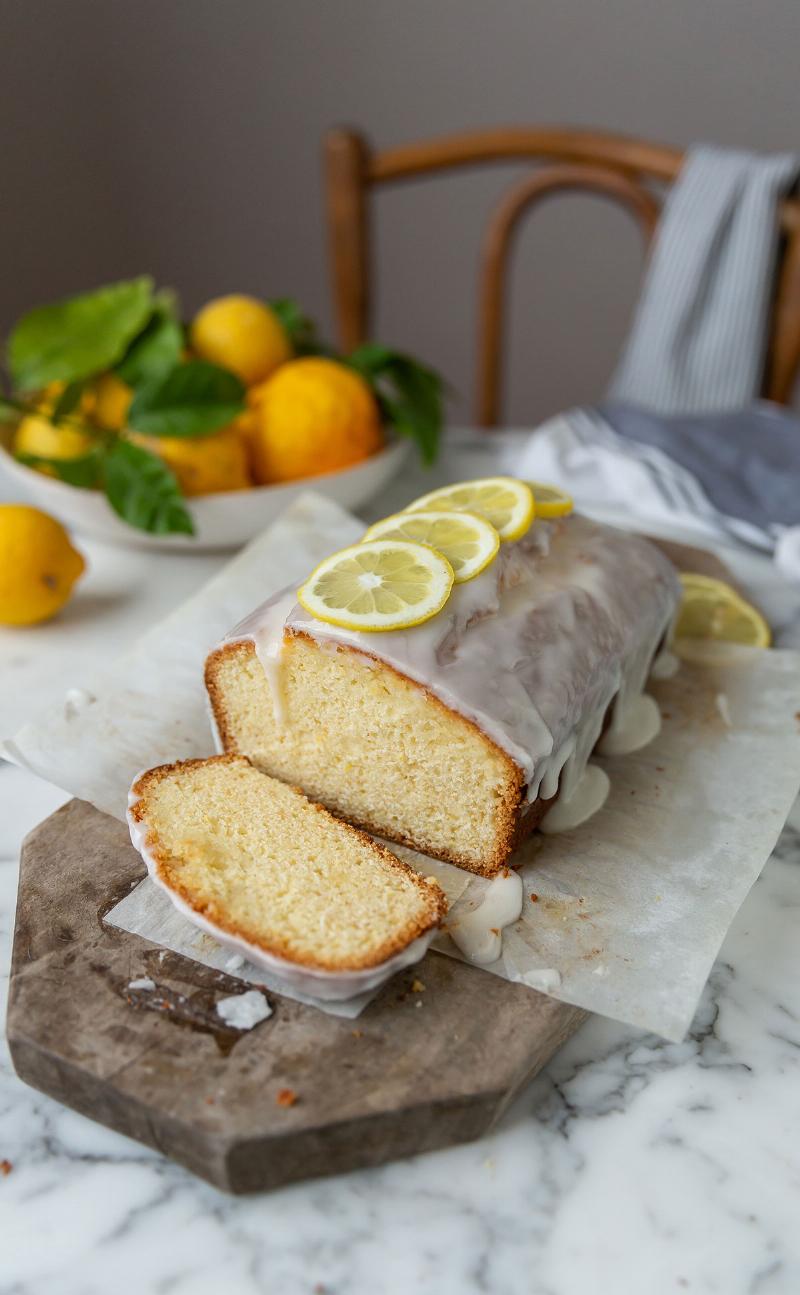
[127,755,446,974]
[205,512,681,877]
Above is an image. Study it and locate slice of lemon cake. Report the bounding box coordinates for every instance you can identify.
[205,480,681,876]
[128,755,446,973]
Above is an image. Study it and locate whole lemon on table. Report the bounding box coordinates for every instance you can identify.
[126,426,252,496]
[190,295,292,385]
[0,505,85,626]
[249,357,383,483]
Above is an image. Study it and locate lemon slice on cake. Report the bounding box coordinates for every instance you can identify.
[674,573,771,648]
[297,539,454,632]
[526,481,574,518]
[362,510,500,583]
[404,477,534,542]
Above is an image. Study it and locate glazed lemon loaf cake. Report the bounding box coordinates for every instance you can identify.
[205,481,681,876]
[128,755,446,972]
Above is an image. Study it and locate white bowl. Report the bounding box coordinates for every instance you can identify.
[0,434,408,551]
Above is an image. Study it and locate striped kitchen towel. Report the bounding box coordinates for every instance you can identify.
[609,145,799,413]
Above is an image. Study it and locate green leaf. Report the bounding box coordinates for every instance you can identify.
[16,446,105,489]
[9,277,155,392]
[0,395,24,422]
[103,439,194,535]
[269,298,326,356]
[347,345,443,465]
[127,360,245,438]
[115,302,183,386]
[50,379,86,424]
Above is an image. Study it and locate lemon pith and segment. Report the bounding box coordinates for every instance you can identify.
[526,481,573,518]
[363,510,499,583]
[674,573,771,648]
[404,477,534,541]
[297,540,454,632]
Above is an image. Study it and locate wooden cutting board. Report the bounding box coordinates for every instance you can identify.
[5,537,739,1195]
[7,800,586,1194]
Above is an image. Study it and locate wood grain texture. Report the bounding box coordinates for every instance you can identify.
[324,124,800,422]
[8,799,586,1195]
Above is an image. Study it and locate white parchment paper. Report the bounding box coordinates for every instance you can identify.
[6,494,800,1039]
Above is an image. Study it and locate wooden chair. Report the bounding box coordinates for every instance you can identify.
[324,126,800,426]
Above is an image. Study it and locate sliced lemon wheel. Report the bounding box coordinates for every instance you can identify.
[404,476,534,542]
[526,481,574,518]
[297,539,454,632]
[674,573,771,648]
[362,509,499,583]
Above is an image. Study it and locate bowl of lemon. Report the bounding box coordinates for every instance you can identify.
[0,282,439,550]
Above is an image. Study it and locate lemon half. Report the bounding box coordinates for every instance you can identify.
[404,476,534,542]
[363,509,499,583]
[298,539,454,632]
[674,573,771,648]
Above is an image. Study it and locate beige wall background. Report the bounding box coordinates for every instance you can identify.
[2,0,797,424]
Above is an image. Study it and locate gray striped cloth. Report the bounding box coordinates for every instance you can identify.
[609,145,799,413]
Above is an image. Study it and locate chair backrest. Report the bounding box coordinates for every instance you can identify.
[324,126,800,426]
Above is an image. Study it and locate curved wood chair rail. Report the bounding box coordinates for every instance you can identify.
[324,126,800,426]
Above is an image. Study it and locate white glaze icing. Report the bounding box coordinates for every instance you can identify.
[449,870,524,964]
[540,763,611,834]
[598,693,661,757]
[215,990,272,1029]
[227,514,680,816]
[650,646,681,680]
[716,692,733,728]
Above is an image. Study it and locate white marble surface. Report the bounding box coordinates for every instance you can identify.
[2,437,800,1295]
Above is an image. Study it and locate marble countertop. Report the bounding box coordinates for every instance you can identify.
[2,438,800,1295]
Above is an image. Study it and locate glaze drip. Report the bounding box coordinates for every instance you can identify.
[225,514,680,815]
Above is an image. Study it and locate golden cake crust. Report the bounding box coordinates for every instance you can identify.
[130,754,447,972]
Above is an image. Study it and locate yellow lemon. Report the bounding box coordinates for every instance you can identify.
[0,505,85,626]
[251,357,383,484]
[526,481,574,518]
[190,295,292,386]
[298,539,453,631]
[92,372,133,430]
[14,413,94,471]
[674,574,771,648]
[126,427,252,496]
[363,509,499,583]
[405,477,534,542]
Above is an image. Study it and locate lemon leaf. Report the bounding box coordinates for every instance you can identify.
[8,277,154,392]
[50,379,87,425]
[128,361,245,439]
[0,395,24,422]
[16,446,106,489]
[268,298,324,355]
[347,345,443,466]
[103,440,194,535]
[116,303,183,386]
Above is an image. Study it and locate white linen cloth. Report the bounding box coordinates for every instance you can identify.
[505,408,800,584]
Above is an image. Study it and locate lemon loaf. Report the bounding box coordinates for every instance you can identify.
[205,514,680,876]
[127,755,446,973]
